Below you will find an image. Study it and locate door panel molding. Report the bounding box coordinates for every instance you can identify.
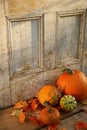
[6,16,44,79]
[56,10,86,68]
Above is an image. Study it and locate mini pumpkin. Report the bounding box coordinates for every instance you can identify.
[40,106,60,125]
[59,95,77,112]
[57,68,87,101]
[37,85,61,106]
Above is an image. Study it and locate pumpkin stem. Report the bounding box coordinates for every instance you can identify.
[63,68,74,74]
[48,107,53,113]
[44,101,51,107]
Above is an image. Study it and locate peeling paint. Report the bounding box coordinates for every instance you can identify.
[7,0,46,15]
[6,0,87,16]
[0,0,87,108]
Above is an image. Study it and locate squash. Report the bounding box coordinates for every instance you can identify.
[57,68,87,101]
[40,106,60,125]
[37,85,61,106]
[59,95,77,112]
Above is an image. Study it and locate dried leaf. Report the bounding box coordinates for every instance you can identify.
[47,125,58,130]
[19,111,25,123]
[29,116,43,126]
[30,98,38,110]
[13,101,28,109]
[23,106,31,112]
[74,121,87,130]
[57,127,67,130]
[28,97,36,104]
[10,109,21,117]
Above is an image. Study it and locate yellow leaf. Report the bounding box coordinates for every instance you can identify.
[13,101,28,109]
[10,109,21,117]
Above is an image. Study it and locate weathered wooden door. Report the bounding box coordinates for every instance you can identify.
[0,0,87,108]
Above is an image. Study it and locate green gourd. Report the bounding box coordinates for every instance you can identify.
[59,95,77,112]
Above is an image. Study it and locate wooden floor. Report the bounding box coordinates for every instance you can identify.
[0,106,87,130]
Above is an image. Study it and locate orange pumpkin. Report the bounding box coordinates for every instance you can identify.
[57,68,87,101]
[37,85,61,106]
[40,106,60,125]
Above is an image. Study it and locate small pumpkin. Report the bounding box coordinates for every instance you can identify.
[57,68,87,101]
[59,95,77,112]
[37,85,61,106]
[40,106,60,125]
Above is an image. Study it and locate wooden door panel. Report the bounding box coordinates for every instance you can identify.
[56,12,85,68]
[7,17,43,78]
[6,10,87,105]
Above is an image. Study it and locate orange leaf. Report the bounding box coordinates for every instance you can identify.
[29,116,43,126]
[19,111,25,123]
[30,98,38,110]
[13,101,28,109]
[47,125,58,130]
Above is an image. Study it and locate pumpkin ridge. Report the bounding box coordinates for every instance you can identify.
[59,95,77,112]
[37,85,60,106]
[57,69,87,101]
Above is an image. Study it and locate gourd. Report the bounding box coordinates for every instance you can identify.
[37,85,61,106]
[57,68,87,101]
[40,106,60,125]
[59,95,77,112]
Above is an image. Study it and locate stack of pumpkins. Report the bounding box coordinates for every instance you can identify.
[37,68,87,126]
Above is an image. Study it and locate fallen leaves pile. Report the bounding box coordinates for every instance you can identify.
[10,96,87,130]
[10,97,66,130]
[11,97,40,123]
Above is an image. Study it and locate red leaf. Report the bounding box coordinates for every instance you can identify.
[29,116,43,126]
[30,98,38,110]
[47,125,58,130]
[74,121,87,130]
[22,97,39,112]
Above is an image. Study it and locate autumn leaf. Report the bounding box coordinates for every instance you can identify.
[29,116,43,126]
[13,101,28,109]
[10,109,21,117]
[30,98,38,110]
[27,97,36,104]
[48,125,67,130]
[47,125,58,130]
[10,97,42,125]
[19,111,25,123]
[74,121,87,130]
